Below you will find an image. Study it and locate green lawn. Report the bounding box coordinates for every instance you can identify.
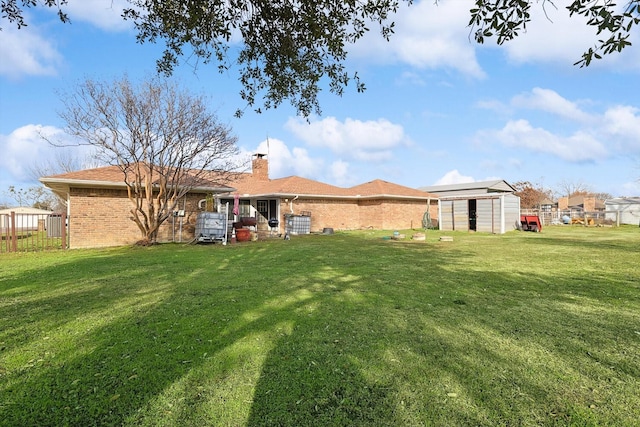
[1,226,639,426]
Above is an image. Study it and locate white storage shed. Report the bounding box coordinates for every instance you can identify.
[0,207,54,231]
[419,180,521,234]
[604,197,640,226]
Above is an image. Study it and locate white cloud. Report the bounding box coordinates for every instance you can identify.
[434,170,475,185]
[498,2,640,69]
[351,0,640,74]
[620,179,640,196]
[64,0,134,32]
[476,99,511,116]
[284,116,408,162]
[0,125,98,186]
[476,89,640,163]
[512,88,594,123]
[396,71,427,87]
[499,3,595,64]
[602,105,640,151]
[254,138,323,179]
[0,125,61,181]
[0,25,63,79]
[0,1,134,79]
[329,160,350,186]
[482,119,608,162]
[350,0,485,78]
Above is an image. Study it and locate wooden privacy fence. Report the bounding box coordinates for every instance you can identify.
[0,211,68,253]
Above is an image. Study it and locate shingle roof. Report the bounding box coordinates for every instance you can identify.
[41,164,438,201]
[229,175,437,199]
[349,179,437,199]
[44,165,125,182]
[40,164,235,198]
[228,174,350,197]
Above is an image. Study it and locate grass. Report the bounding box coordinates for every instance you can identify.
[0,225,639,426]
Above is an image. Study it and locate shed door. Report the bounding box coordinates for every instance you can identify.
[468,199,477,231]
[440,200,454,231]
[476,198,496,233]
[453,199,469,231]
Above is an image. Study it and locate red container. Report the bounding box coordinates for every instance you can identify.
[235,228,251,242]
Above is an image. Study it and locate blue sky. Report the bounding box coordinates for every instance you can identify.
[1,0,640,206]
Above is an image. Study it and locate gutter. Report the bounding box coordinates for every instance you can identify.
[39,177,236,194]
[241,192,437,201]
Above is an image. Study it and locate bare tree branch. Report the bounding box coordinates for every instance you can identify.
[52,75,242,244]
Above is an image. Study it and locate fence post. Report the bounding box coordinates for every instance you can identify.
[10,211,17,252]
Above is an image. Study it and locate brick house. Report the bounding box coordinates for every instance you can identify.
[40,165,235,248]
[557,195,605,213]
[41,154,438,248]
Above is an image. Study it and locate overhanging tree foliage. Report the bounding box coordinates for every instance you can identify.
[469,0,640,67]
[53,76,240,245]
[3,1,639,116]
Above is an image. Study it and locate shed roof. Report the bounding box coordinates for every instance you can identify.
[418,180,515,196]
[0,207,54,215]
[605,197,640,205]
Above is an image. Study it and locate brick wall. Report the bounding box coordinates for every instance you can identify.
[69,188,210,248]
[69,187,438,248]
[282,197,438,232]
[557,197,568,210]
[582,197,596,212]
[252,155,269,181]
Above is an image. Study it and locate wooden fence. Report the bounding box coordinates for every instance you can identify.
[0,211,68,253]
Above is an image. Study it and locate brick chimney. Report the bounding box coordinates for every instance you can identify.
[252,153,269,181]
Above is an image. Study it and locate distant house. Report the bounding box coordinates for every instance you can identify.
[418,180,521,234]
[0,207,54,231]
[538,197,556,212]
[604,197,640,225]
[40,154,439,248]
[557,195,605,212]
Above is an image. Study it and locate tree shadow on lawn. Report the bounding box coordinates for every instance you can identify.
[1,237,638,425]
[245,240,640,426]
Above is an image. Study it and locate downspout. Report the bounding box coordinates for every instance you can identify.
[290,195,299,214]
[66,192,71,249]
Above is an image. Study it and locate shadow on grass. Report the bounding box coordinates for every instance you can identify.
[1,233,639,425]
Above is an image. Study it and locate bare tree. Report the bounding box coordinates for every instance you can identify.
[27,149,96,182]
[592,192,613,201]
[556,180,593,198]
[27,149,99,212]
[2,186,58,210]
[52,75,241,245]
